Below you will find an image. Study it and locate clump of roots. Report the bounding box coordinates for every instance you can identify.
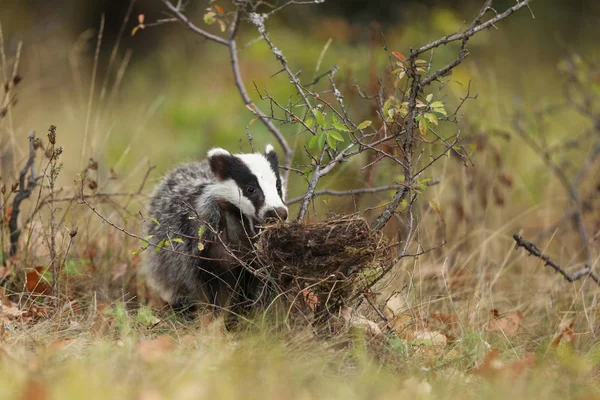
[254,214,393,325]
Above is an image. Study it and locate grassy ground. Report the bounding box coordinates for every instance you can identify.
[1,2,600,399]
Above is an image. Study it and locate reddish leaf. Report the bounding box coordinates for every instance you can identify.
[487,309,523,336]
[20,377,48,400]
[138,336,174,364]
[301,289,319,312]
[550,318,576,348]
[474,349,536,381]
[392,51,406,61]
[214,4,225,15]
[25,267,52,295]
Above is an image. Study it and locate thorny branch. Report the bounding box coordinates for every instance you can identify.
[513,234,600,286]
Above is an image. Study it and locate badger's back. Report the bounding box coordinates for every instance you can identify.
[143,161,236,308]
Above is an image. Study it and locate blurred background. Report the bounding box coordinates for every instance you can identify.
[1,0,600,313]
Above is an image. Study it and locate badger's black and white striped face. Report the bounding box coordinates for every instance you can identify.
[207,144,288,223]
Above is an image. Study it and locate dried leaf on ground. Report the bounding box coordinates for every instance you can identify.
[383,293,406,318]
[405,329,448,347]
[473,349,536,380]
[301,289,320,312]
[551,317,576,348]
[25,266,52,295]
[138,336,174,364]
[20,376,48,400]
[398,377,432,398]
[487,309,523,336]
[340,306,382,336]
[389,313,412,333]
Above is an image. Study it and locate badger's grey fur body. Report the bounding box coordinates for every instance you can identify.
[143,145,288,316]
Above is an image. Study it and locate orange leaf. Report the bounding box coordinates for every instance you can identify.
[214,4,225,15]
[301,289,319,312]
[550,318,576,348]
[25,267,52,295]
[138,336,174,364]
[138,14,145,24]
[473,349,536,381]
[487,309,523,336]
[20,377,48,400]
[392,51,406,61]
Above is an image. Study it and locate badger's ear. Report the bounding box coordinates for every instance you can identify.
[264,144,279,169]
[207,147,232,181]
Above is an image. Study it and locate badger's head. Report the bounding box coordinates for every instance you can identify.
[207,144,288,224]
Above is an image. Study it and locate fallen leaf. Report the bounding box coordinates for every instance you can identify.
[46,338,72,355]
[406,329,447,347]
[383,293,406,318]
[551,317,576,348]
[301,289,319,312]
[20,376,48,400]
[487,309,523,336]
[340,306,382,336]
[138,386,164,400]
[389,313,412,333]
[1,303,24,318]
[25,267,52,295]
[429,311,459,325]
[473,349,536,381]
[138,336,174,364]
[398,377,432,398]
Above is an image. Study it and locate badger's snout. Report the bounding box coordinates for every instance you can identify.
[264,207,288,222]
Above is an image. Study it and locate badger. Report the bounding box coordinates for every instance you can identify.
[143,144,288,320]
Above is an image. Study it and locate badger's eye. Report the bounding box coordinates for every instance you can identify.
[246,185,256,194]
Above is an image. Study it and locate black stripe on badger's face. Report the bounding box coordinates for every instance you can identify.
[264,146,283,200]
[208,150,265,219]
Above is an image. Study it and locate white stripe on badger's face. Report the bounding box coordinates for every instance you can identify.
[202,180,257,218]
[235,153,287,221]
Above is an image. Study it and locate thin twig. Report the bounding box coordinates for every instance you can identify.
[286,185,406,205]
[161,0,229,46]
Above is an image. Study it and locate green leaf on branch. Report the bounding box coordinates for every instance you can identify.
[357,120,372,130]
[315,110,325,127]
[424,112,439,126]
[318,132,326,150]
[308,134,319,150]
[329,131,344,142]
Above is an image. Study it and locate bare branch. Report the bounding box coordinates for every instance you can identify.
[513,234,600,286]
[286,185,406,205]
[413,0,534,57]
[161,0,229,46]
[296,147,326,221]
